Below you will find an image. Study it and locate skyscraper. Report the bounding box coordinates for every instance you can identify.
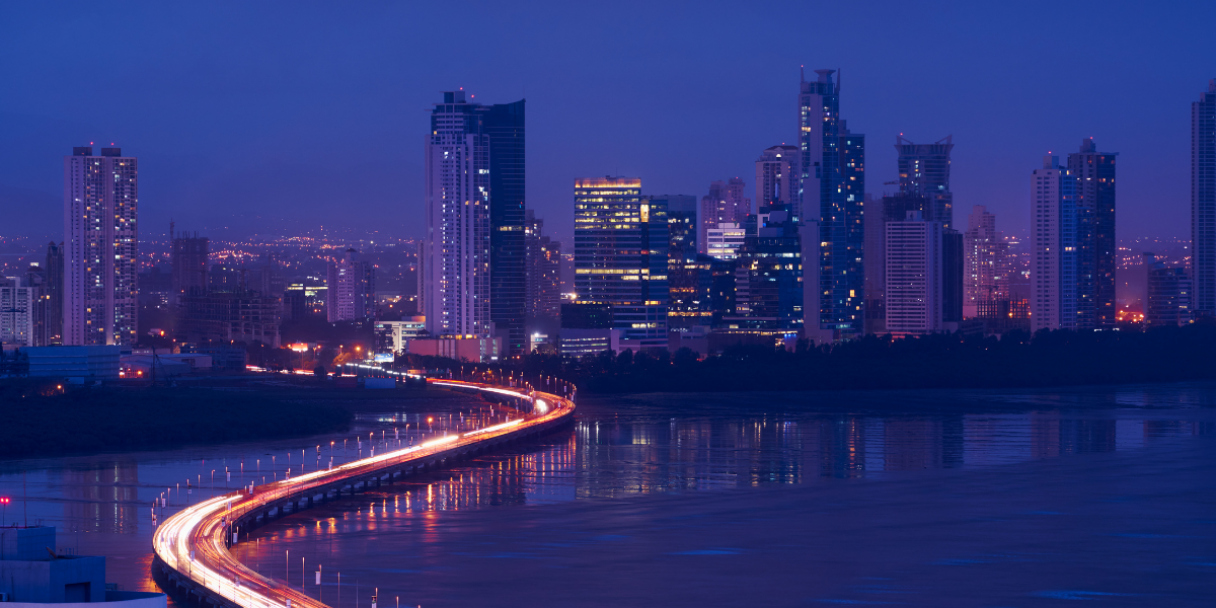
[1142,253,1191,328]
[422,90,519,342]
[574,177,669,350]
[1031,156,1079,332]
[698,178,750,254]
[63,146,138,346]
[1192,80,1216,317]
[963,205,1009,318]
[654,195,703,330]
[885,211,945,336]
[896,135,953,228]
[483,99,527,356]
[327,248,375,323]
[799,68,864,338]
[0,277,35,346]
[44,241,63,345]
[1068,138,1117,330]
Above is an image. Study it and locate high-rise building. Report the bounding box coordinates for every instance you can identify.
[655,195,702,330]
[1142,253,1191,328]
[524,210,562,328]
[896,135,953,228]
[885,211,946,335]
[1194,80,1216,317]
[326,248,375,323]
[862,193,887,334]
[0,277,35,346]
[698,178,750,254]
[171,228,209,301]
[963,205,1009,318]
[420,91,526,353]
[574,177,669,351]
[728,206,803,330]
[43,242,63,345]
[178,290,282,348]
[1031,156,1079,332]
[63,146,138,346]
[798,68,864,338]
[755,145,798,210]
[1068,138,1117,330]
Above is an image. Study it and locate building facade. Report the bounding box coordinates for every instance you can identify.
[327,248,375,323]
[1068,138,1117,330]
[1142,253,1191,328]
[178,290,282,347]
[171,229,209,301]
[421,91,526,354]
[755,145,798,210]
[799,69,864,338]
[885,211,945,335]
[0,277,35,346]
[963,205,1009,318]
[698,178,750,255]
[574,177,669,350]
[896,135,954,228]
[656,195,702,331]
[524,210,562,327]
[63,146,138,346]
[1031,156,1079,332]
[1194,79,1216,316]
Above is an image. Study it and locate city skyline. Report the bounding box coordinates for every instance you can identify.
[1,3,1213,246]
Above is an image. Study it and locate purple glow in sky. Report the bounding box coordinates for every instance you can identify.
[0,1,1211,243]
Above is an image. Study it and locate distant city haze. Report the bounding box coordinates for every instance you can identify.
[0,2,1211,243]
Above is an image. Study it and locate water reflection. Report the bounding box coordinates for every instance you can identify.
[0,383,1213,601]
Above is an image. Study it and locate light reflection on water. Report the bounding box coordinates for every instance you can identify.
[0,383,1213,605]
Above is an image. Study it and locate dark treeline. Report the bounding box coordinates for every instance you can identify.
[404,322,1216,394]
[0,382,352,458]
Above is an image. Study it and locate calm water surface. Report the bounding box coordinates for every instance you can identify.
[2,383,1213,606]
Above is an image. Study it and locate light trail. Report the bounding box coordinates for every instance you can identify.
[152,378,574,608]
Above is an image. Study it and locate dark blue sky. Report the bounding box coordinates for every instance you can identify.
[0,1,1211,245]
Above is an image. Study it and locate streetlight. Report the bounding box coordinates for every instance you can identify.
[0,496,9,526]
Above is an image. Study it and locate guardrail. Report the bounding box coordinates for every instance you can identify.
[152,378,575,608]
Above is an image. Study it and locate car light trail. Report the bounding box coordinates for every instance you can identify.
[152,378,574,608]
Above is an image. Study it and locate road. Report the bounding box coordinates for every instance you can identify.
[152,377,575,608]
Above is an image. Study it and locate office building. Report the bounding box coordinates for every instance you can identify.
[706,223,747,260]
[420,91,526,354]
[171,228,209,301]
[862,194,887,334]
[963,205,1009,318]
[896,135,953,228]
[524,210,562,328]
[327,248,375,323]
[699,178,750,254]
[799,69,864,338]
[656,194,702,330]
[558,301,619,358]
[63,146,138,346]
[1068,138,1117,329]
[1192,79,1216,316]
[574,177,669,351]
[726,206,803,330]
[1142,253,1191,328]
[376,317,427,355]
[885,211,948,335]
[1031,156,1079,332]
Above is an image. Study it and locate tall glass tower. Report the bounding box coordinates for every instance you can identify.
[895,136,954,228]
[798,68,864,337]
[1068,138,1117,330]
[1192,79,1216,317]
[420,91,526,354]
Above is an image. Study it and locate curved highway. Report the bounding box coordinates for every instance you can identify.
[152,377,575,608]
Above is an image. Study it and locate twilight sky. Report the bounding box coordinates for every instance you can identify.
[0,1,1211,245]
